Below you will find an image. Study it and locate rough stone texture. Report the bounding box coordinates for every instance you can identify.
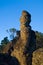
[0,10,43,65]
[32,48,43,65]
[11,11,36,65]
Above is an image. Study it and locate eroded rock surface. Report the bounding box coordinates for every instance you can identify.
[11,11,36,65]
[0,10,43,65]
[32,48,43,65]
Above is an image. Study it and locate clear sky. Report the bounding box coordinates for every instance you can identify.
[0,0,43,43]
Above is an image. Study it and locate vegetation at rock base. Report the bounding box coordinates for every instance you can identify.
[0,31,43,51]
[35,31,43,49]
[0,37,9,52]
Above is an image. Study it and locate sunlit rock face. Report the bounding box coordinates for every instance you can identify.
[20,11,31,24]
[20,10,31,43]
[11,11,36,65]
[32,48,43,65]
[11,11,32,65]
[0,10,43,65]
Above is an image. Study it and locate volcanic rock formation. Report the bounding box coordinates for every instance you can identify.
[10,11,36,65]
[0,10,43,65]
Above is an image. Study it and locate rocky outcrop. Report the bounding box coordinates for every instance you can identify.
[11,11,36,65]
[0,10,43,65]
[32,48,43,65]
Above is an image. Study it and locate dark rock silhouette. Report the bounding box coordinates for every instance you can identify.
[0,53,20,65]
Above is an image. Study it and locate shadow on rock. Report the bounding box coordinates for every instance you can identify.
[0,53,20,65]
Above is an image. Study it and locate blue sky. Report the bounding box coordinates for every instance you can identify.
[0,0,43,43]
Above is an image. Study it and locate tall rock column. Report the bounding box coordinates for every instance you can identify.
[20,10,31,45]
[11,11,32,65]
